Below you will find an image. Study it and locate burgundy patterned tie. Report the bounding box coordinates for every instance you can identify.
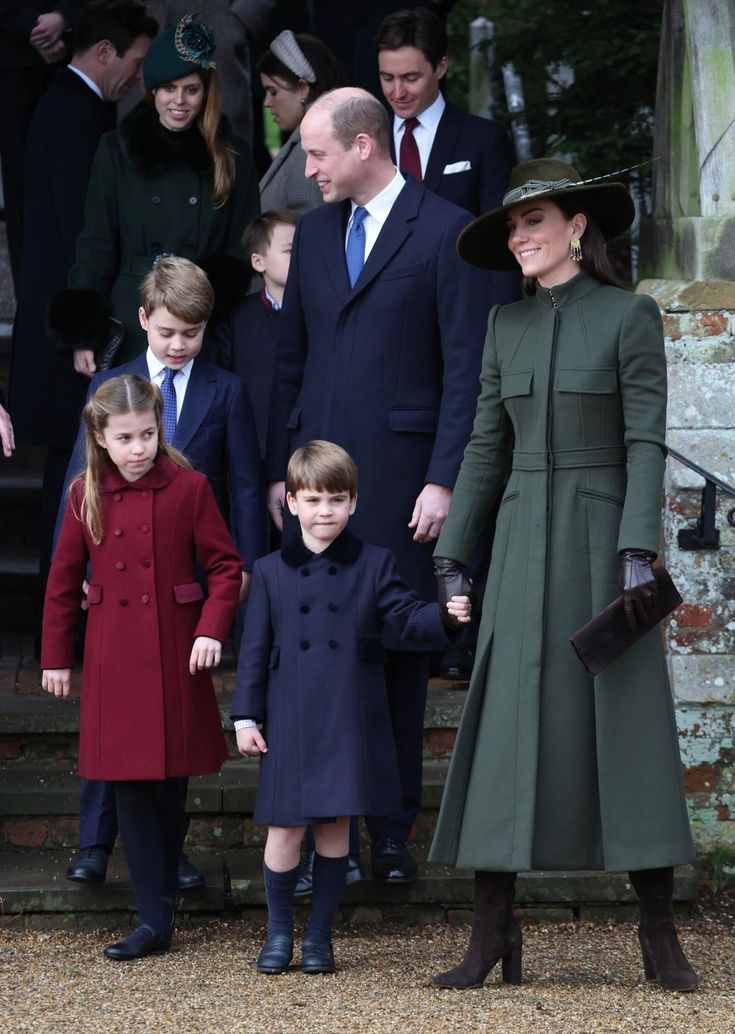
[399,117,422,181]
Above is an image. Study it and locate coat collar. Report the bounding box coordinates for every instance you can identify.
[119,100,233,178]
[101,452,180,493]
[281,527,363,567]
[533,270,601,308]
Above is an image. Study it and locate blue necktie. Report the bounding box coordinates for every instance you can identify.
[161,366,178,442]
[345,206,368,287]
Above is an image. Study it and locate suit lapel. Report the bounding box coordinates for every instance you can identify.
[322,201,352,300]
[173,359,216,451]
[424,103,463,192]
[347,179,421,302]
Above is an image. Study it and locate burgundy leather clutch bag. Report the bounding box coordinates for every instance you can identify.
[569,567,683,677]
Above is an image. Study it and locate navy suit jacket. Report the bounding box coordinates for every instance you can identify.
[392,101,519,307]
[62,355,267,570]
[266,177,491,610]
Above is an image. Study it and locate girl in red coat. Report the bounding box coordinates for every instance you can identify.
[42,374,242,960]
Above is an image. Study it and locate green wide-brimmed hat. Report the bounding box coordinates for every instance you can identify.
[143,14,216,92]
[457,157,636,271]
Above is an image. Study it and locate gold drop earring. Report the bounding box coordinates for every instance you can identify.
[570,237,582,262]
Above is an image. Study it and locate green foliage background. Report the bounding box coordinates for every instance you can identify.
[445,1,663,213]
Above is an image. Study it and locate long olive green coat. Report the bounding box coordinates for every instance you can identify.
[430,272,694,873]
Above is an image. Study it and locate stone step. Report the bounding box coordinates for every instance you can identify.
[0,848,699,927]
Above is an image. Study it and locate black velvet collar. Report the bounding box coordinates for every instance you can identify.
[281,528,363,567]
[119,100,233,178]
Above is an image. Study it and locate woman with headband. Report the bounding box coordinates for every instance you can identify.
[429,158,698,993]
[258,30,345,215]
[51,14,259,368]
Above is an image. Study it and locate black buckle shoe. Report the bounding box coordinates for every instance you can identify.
[104,925,171,961]
[177,853,205,891]
[439,643,475,680]
[371,838,418,882]
[301,937,336,974]
[65,847,108,884]
[256,933,294,974]
[293,849,315,898]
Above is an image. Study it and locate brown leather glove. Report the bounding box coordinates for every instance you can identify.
[618,549,658,631]
[433,556,475,633]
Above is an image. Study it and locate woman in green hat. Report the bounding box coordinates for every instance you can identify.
[51,14,259,368]
[430,158,698,992]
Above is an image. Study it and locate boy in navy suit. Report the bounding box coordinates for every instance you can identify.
[210,210,299,461]
[232,440,471,975]
[62,256,267,888]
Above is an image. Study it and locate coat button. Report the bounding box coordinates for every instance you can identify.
[142,560,151,568]
[113,528,123,537]
[329,640,338,649]
[141,491,150,500]
[300,604,310,614]
[300,568,310,577]
[300,640,309,651]
[328,603,338,612]
[328,566,337,575]
[118,598,128,607]
[141,524,150,533]
[151,196,161,204]
[115,561,125,571]
[142,594,150,604]
[188,196,198,205]
[113,492,122,502]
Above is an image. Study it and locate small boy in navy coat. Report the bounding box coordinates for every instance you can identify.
[62,257,267,890]
[231,441,471,975]
[209,210,299,461]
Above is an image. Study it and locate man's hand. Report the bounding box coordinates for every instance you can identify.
[267,481,286,531]
[35,38,66,63]
[0,404,15,457]
[30,11,64,47]
[189,636,222,674]
[236,726,268,757]
[42,668,71,698]
[73,349,96,377]
[408,483,452,542]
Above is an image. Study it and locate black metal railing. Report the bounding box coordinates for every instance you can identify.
[667,446,735,550]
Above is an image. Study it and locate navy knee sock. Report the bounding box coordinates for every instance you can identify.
[305,853,348,943]
[263,862,300,937]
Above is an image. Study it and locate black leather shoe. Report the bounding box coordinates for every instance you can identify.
[371,838,418,882]
[293,849,315,898]
[301,937,336,974]
[178,853,205,891]
[65,847,108,884]
[104,925,171,961]
[439,643,475,680]
[256,933,294,974]
[345,855,365,885]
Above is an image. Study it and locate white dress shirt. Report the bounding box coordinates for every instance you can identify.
[146,348,194,422]
[392,92,446,178]
[345,169,406,263]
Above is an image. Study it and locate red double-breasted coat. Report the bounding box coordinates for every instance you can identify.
[42,455,242,781]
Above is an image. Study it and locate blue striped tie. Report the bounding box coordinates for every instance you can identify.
[345,206,368,287]
[161,367,178,442]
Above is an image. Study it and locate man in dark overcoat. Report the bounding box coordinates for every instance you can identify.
[266,87,491,881]
[8,0,157,611]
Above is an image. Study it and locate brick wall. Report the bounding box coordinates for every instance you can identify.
[641,279,735,855]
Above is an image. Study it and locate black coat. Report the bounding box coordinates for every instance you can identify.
[9,68,116,446]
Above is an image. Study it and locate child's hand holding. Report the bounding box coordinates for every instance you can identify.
[189,636,222,674]
[236,726,268,756]
[446,595,472,625]
[42,669,71,697]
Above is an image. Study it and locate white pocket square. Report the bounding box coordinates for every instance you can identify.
[443,160,472,174]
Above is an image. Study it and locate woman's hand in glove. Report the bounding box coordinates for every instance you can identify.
[434,556,476,632]
[618,549,658,631]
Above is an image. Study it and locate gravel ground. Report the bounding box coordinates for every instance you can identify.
[1,912,732,1034]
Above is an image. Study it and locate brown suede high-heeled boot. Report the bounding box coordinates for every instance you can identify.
[629,867,699,992]
[432,871,522,988]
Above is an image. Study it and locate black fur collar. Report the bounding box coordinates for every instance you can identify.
[282,528,363,567]
[119,100,232,178]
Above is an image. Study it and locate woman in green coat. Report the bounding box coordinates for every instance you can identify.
[431,159,697,993]
[51,15,259,368]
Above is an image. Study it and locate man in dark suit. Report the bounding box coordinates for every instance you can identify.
[266,87,491,881]
[8,0,158,625]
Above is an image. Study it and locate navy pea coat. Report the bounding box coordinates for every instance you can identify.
[9,68,116,447]
[266,177,492,615]
[42,455,242,781]
[231,530,448,825]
